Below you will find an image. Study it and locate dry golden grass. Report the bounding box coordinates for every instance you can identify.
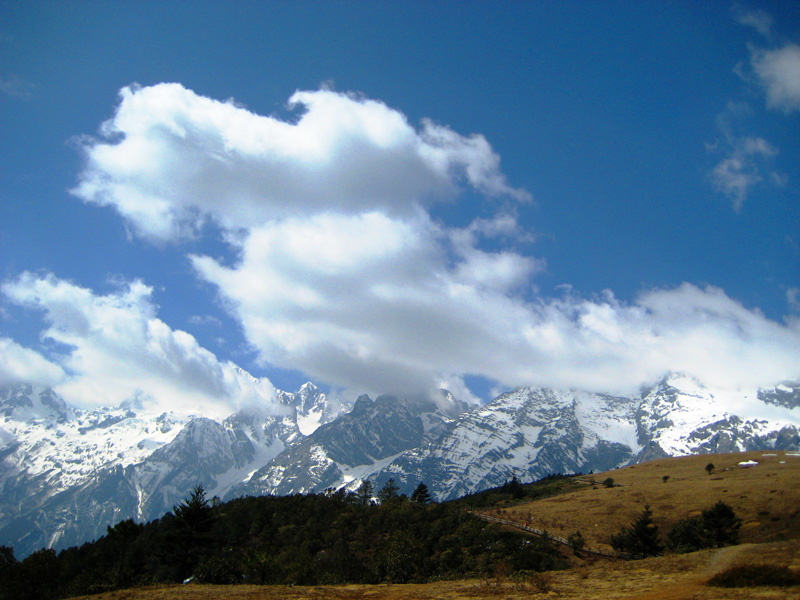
[69,451,800,600]
[498,449,800,552]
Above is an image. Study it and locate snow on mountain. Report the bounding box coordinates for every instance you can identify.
[0,378,343,557]
[369,388,639,500]
[1,373,798,558]
[228,390,470,499]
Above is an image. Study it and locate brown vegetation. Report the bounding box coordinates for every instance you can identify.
[502,450,800,551]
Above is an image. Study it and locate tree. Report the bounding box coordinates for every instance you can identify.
[377,478,400,504]
[0,546,19,600]
[610,505,664,558]
[567,530,585,555]
[106,519,143,588]
[502,475,526,499]
[169,483,218,579]
[705,462,715,475]
[702,501,741,547]
[602,477,615,488]
[669,501,741,553]
[173,484,215,533]
[355,480,374,506]
[410,482,432,504]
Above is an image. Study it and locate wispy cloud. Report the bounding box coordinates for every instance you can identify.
[733,6,772,37]
[707,101,782,211]
[708,8,798,210]
[0,74,34,99]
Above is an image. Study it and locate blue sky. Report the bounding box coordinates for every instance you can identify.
[1,1,799,414]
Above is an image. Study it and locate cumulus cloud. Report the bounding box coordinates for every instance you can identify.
[750,43,800,113]
[63,84,800,402]
[1,273,278,417]
[72,84,529,243]
[0,337,66,387]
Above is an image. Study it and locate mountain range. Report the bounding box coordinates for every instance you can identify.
[1,373,798,557]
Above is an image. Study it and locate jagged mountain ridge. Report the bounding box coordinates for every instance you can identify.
[0,381,343,556]
[1,374,799,557]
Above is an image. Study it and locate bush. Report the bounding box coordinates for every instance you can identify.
[602,477,615,488]
[708,564,800,588]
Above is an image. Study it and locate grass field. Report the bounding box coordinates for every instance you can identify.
[498,449,800,551]
[69,450,800,600]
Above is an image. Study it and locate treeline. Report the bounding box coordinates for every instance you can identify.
[0,483,567,599]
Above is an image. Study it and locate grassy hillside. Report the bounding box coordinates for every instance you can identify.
[497,450,800,551]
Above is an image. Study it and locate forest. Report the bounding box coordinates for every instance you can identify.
[0,479,568,600]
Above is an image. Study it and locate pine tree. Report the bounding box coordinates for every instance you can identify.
[410,482,432,504]
[610,505,664,558]
[356,479,374,506]
[173,484,215,533]
[377,478,400,504]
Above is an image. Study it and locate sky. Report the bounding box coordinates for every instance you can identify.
[1,1,799,416]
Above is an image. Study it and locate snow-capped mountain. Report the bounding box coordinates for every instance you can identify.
[230,390,470,498]
[1,374,798,557]
[0,380,344,557]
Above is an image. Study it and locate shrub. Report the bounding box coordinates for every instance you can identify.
[708,564,800,588]
[602,477,615,488]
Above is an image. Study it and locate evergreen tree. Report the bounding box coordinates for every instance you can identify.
[173,484,215,533]
[610,505,664,558]
[356,479,374,506]
[702,501,741,547]
[377,478,400,504]
[503,475,526,499]
[106,519,143,588]
[411,482,432,504]
[667,501,741,553]
[169,483,218,579]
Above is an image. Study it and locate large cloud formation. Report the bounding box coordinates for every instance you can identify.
[64,84,800,401]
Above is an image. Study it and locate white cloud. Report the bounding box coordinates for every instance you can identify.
[1,273,278,417]
[0,337,66,388]
[64,84,800,402]
[72,84,529,243]
[750,43,800,113]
